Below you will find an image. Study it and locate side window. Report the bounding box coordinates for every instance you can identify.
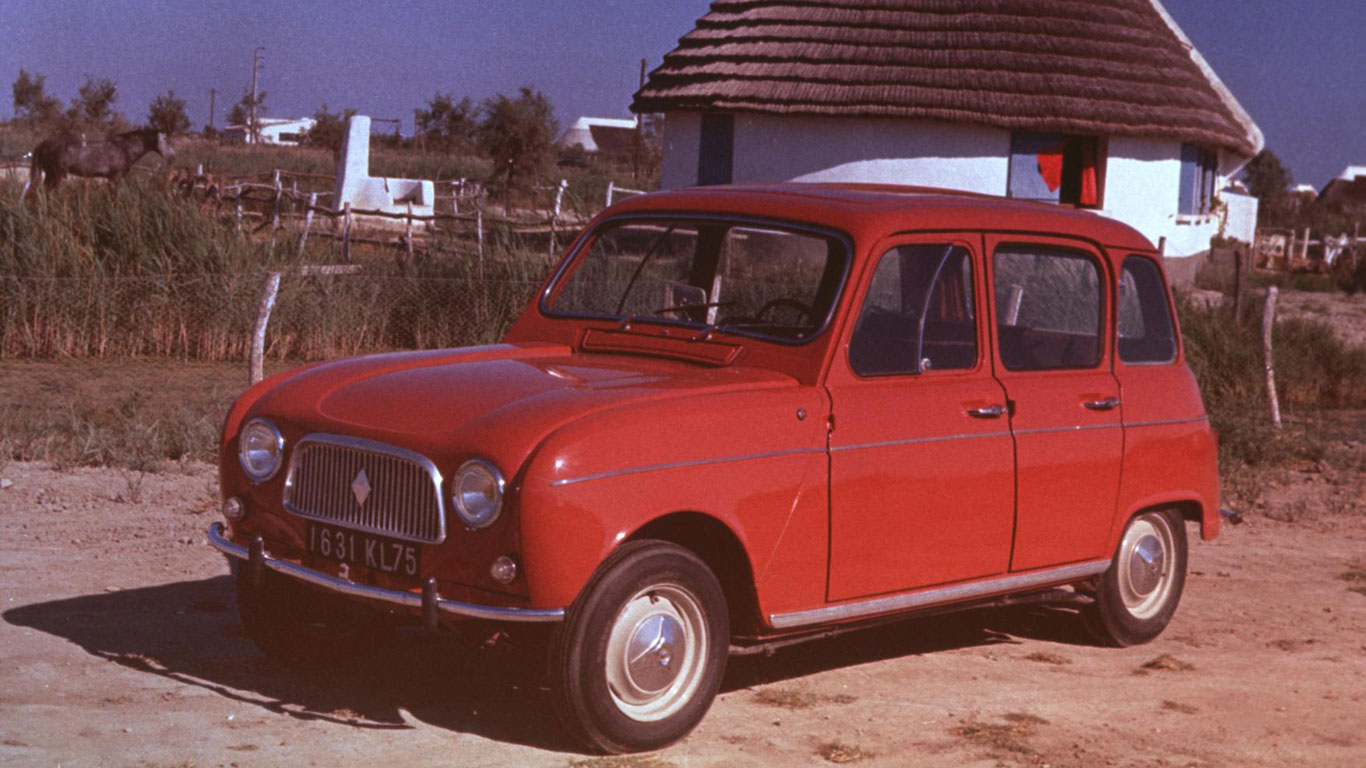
[850,244,977,376]
[1118,256,1177,364]
[994,246,1102,371]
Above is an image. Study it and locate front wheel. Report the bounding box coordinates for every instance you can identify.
[1082,508,1188,647]
[550,541,729,754]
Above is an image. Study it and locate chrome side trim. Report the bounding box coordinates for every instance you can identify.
[769,560,1111,630]
[830,430,1012,454]
[283,433,447,544]
[1012,423,1121,436]
[208,523,564,623]
[550,447,823,487]
[1124,416,1209,429]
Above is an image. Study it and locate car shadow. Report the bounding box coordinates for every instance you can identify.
[4,576,1095,752]
[2,575,576,752]
[722,603,1095,691]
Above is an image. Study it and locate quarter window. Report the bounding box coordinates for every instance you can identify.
[1118,257,1177,363]
[849,244,977,376]
[994,247,1102,370]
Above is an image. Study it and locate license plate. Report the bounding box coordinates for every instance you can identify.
[306,522,420,578]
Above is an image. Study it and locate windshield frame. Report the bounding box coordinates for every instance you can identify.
[538,212,854,347]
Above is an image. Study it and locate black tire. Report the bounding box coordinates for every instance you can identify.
[1083,508,1188,647]
[235,568,391,668]
[550,540,729,754]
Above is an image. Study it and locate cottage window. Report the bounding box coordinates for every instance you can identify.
[1008,133,1103,208]
[697,114,734,186]
[1179,144,1218,216]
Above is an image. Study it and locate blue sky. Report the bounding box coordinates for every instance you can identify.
[2,0,1362,187]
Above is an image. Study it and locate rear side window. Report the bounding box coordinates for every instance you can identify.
[850,244,977,376]
[1118,256,1177,364]
[994,246,1102,370]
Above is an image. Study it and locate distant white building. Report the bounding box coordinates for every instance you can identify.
[633,0,1265,282]
[557,116,638,155]
[224,117,318,146]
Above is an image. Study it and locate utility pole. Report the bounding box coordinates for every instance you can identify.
[633,58,647,182]
[250,46,265,144]
[208,88,216,133]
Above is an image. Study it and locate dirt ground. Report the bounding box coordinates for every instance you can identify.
[1,442,1363,768]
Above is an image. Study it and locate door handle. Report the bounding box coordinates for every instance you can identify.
[1083,397,1122,411]
[967,404,1007,419]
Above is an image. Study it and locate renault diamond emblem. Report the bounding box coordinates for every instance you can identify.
[352,468,371,507]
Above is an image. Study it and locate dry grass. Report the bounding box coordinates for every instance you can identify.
[1140,654,1196,672]
[569,756,678,768]
[953,713,1045,756]
[1162,700,1200,714]
[1341,566,1366,597]
[752,686,858,710]
[1022,650,1071,665]
[816,741,874,764]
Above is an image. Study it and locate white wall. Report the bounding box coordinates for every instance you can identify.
[734,115,1010,194]
[659,113,1241,267]
[662,112,1010,195]
[661,112,701,191]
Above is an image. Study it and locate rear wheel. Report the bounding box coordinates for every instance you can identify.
[1083,509,1187,647]
[235,568,391,668]
[550,541,729,754]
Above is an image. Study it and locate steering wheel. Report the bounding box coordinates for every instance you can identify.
[755,297,816,324]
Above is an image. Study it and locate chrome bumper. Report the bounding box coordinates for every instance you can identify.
[207,522,564,623]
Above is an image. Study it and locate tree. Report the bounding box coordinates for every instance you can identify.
[146,90,191,136]
[12,68,62,123]
[1242,149,1292,226]
[71,75,119,124]
[228,90,267,139]
[416,92,476,152]
[477,86,559,214]
[303,103,357,152]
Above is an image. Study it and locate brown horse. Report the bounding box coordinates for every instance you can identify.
[21,128,174,201]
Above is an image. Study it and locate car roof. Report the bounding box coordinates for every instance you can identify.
[605,183,1157,253]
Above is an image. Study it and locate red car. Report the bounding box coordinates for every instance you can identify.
[210,183,1220,753]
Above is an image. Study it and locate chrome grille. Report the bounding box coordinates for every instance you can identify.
[282,435,446,544]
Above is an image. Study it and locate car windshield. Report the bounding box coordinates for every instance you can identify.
[543,218,847,342]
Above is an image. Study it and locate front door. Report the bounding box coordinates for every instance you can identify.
[985,236,1123,571]
[827,237,1015,601]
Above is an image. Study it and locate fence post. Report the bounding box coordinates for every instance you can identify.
[342,202,352,263]
[476,209,484,265]
[250,272,282,384]
[1262,286,1281,430]
[605,180,615,209]
[297,192,317,257]
[405,201,415,259]
[235,197,243,232]
[1233,248,1244,323]
[450,181,459,214]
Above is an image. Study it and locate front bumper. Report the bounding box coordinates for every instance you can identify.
[207,522,564,624]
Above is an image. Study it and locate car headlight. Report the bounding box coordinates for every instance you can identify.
[452,459,504,529]
[238,418,284,482]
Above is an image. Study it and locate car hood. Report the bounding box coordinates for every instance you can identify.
[248,342,798,461]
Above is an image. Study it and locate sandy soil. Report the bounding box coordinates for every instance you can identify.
[1,453,1364,768]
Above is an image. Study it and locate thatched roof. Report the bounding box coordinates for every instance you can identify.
[632,0,1261,156]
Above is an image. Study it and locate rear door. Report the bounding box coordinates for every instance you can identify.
[985,236,1123,571]
[826,235,1015,600]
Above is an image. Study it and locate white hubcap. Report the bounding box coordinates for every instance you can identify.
[604,584,708,722]
[1117,513,1176,620]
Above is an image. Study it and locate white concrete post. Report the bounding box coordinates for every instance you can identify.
[333,115,373,211]
[297,192,317,257]
[251,272,282,384]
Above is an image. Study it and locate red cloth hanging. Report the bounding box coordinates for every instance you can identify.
[1036,142,1066,192]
